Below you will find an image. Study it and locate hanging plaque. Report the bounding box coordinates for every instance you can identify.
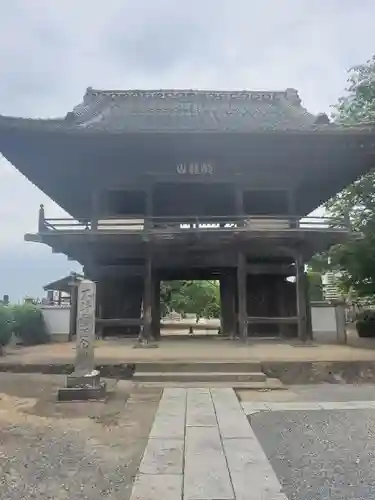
[176,162,214,175]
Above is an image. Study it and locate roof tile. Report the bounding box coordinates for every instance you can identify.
[67,88,324,132]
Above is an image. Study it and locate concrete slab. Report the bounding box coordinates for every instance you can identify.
[132,379,285,389]
[139,438,184,475]
[240,402,271,413]
[319,400,375,410]
[241,400,375,414]
[184,426,234,500]
[211,388,253,439]
[186,388,217,427]
[211,387,241,409]
[265,401,325,411]
[149,389,186,439]
[224,438,284,500]
[133,371,267,382]
[130,473,182,500]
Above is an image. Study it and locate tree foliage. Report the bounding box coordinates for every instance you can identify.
[334,55,375,125]
[321,56,375,297]
[160,280,220,319]
[307,271,324,301]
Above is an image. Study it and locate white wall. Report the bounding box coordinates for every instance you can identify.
[40,305,70,342]
[311,303,346,343]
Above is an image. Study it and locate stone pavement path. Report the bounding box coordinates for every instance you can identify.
[130,387,287,500]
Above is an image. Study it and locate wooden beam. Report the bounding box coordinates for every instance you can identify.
[92,265,145,277]
[96,318,144,326]
[246,316,298,324]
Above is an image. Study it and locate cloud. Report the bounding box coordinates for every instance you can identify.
[0,0,375,297]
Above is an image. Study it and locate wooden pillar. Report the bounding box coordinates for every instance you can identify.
[237,252,247,341]
[68,284,78,341]
[95,279,104,339]
[141,252,153,341]
[219,276,227,334]
[287,189,296,215]
[220,272,237,337]
[305,273,313,340]
[277,277,287,338]
[144,183,153,232]
[287,189,298,228]
[152,276,161,340]
[91,191,100,230]
[235,185,244,216]
[296,252,308,341]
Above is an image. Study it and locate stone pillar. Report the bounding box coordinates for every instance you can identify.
[296,253,308,341]
[58,279,106,401]
[220,271,237,337]
[237,252,247,341]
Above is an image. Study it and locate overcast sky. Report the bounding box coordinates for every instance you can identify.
[0,0,374,300]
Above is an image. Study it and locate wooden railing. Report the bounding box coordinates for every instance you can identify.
[39,212,350,234]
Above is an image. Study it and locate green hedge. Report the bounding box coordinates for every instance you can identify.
[12,304,50,345]
[356,309,375,338]
[0,303,51,351]
[0,305,13,351]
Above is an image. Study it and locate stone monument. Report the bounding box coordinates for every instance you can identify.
[58,279,106,401]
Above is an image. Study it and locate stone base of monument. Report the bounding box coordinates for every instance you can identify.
[58,369,107,402]
[133,338,159,349]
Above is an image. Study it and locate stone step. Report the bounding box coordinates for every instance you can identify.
[133,362,262,373]
[132,371,267,382]
[128,378,285,389]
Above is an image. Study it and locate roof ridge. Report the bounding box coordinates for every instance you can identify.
[85,87,292,101]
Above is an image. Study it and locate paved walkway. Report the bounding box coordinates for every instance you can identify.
[130,388,287,500]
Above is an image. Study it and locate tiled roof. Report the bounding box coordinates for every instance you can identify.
[63,87,333,132]
[1,87,374,135]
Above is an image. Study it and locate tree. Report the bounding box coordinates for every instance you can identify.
[307,271,324,301]
[321,56,375,297]
[160,280,220,319]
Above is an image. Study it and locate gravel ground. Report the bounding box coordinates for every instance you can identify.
[251,409,375,500]
[0,373,161,500]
